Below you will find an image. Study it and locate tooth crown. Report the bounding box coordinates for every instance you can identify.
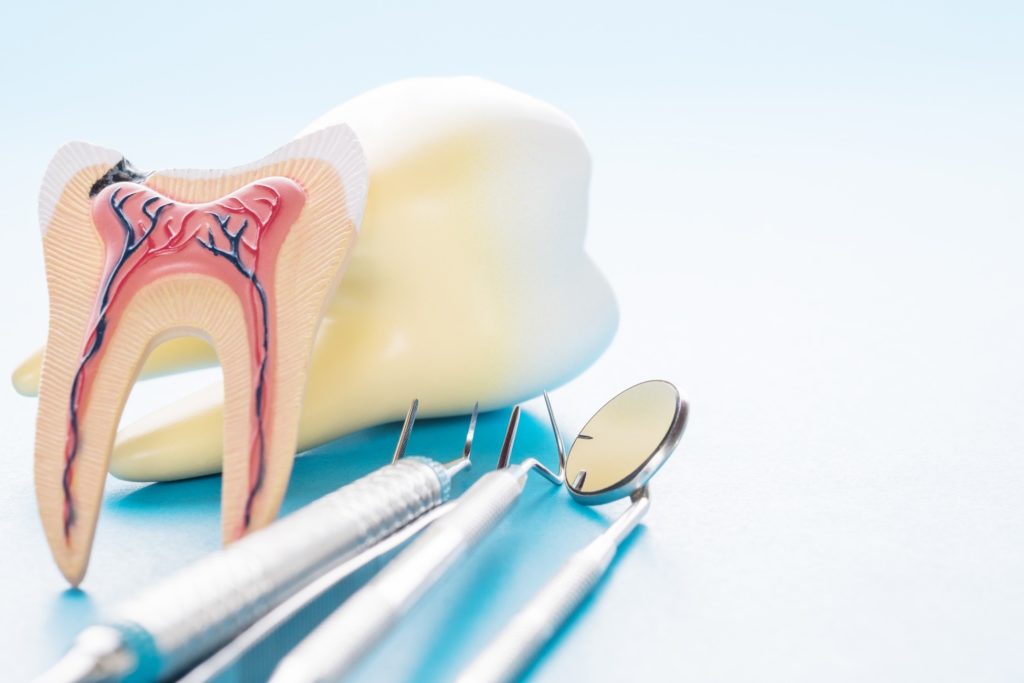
[34,127,366,585]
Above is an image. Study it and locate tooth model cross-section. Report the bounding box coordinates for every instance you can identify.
[33,126,368,585]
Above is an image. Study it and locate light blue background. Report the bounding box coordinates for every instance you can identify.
[1,1,1023,681]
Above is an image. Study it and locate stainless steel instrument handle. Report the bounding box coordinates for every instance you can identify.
[455,538,612,683]
[455,495,651,683]
[110,457,451,681]
[179,502,457,683]
[272,464,530,683]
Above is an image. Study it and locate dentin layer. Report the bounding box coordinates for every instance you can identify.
[34,127,366,584]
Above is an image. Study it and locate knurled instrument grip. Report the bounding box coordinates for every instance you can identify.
[107,457,450,680]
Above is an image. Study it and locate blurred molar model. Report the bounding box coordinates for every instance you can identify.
[14,76,618,482]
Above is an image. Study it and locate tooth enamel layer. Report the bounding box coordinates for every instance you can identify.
[33,127,366,585]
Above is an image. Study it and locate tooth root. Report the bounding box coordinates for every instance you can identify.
[13,337,219,397]
[12,349,43,396]
[36,276,254,583]
[34,127,367,583]
[34,142,123,584]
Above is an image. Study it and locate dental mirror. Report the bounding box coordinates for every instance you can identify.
[455,379,689,683]
[565,379,686,504]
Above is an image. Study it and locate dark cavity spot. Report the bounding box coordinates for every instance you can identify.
[89,158,147,197]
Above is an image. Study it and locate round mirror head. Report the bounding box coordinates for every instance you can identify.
[565,380,687,505]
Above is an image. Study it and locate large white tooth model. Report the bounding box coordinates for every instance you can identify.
[15,77,617,487]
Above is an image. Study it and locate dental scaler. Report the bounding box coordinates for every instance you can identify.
[36,401,475,683]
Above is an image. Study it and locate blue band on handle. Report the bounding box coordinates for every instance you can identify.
[405,456,453,501]
[109,620,163,682]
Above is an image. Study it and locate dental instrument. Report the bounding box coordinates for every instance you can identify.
[180,500,457,682]
[270,394,567,683]
[36,400,477,683]
[455,380,687,683]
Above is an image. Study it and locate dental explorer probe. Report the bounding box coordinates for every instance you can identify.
[455,380,688,683]
[270,394,567,683]
[36,401,477,683]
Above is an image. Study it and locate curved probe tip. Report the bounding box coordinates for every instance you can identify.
[463,402,479,461]
[391,398,420,463]
[496,406,521,469]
